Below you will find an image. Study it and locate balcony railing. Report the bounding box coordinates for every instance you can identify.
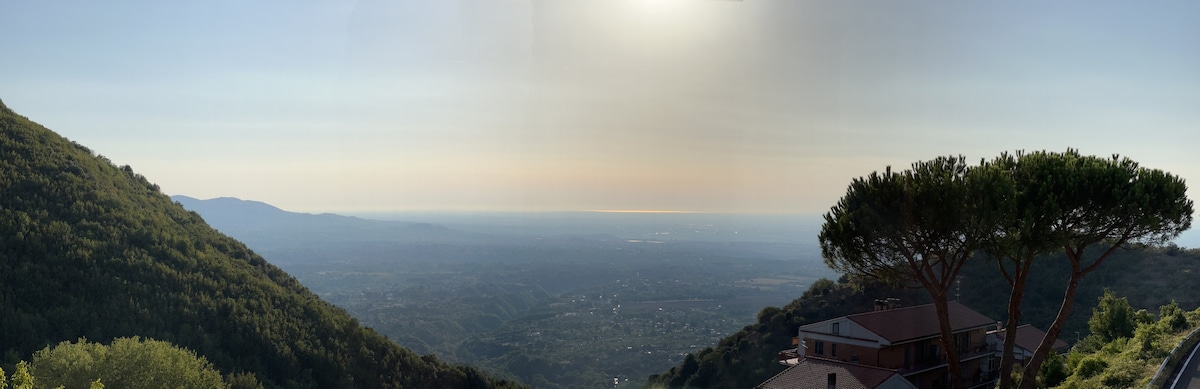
[966,370,1000,389]
[897,344,997,376]
[775,343,1000,374]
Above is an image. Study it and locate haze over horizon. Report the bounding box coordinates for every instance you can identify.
[3,1,1199,215]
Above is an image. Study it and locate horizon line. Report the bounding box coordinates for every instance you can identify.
[586,210,709,214]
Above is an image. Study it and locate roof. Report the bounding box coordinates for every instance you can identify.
[847,301,995,343]
[993,324,1069,352]
[758,357,911,389]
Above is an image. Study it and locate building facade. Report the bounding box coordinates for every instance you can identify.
[773,301,1000,389]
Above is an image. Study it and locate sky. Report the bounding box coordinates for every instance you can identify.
[2,1,1200,217]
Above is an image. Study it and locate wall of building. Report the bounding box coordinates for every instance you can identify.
[805,338,879,366]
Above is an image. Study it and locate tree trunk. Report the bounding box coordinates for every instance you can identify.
[997,256,1033,389]
[1016,260,1084,389]
[1017,241,1125,389]
[932,296,966,389]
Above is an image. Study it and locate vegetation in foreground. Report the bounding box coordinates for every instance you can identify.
[0,337,227,389]
[1048,291,1198,389]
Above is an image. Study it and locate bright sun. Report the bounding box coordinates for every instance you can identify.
[631,0,686,14]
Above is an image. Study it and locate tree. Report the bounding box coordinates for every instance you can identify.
[972,152,1065,388]
[32,337,229,389]
[223,372,263,389]
[1088,289,1136,342]
[973,150,1193,388]
[1011,150,1192,389]
[1159,300,1189,332]
[1038,351,1068,388]
[10,361,33,389]
[820,156,992,389]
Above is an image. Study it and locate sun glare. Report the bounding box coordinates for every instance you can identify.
[629,0,688,15]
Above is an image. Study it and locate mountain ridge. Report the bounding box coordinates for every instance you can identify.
[0,100,521,388]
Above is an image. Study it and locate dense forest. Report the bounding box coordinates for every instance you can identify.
[0,99,521,388]
[645,246,1200,388]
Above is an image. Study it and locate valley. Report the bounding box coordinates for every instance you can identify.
[174,196,835,388]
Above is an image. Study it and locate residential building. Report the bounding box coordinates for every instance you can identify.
[758,356,918,389]
[986,324,1071,366]
[774,301,999,389]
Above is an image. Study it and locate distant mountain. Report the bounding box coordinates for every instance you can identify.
[0,98,521,389]
[172,197,668,268]
[172,195,316,228]
[171,195,465,247]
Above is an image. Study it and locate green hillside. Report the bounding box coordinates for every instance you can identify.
[0,99,521,388]
[645,247,1200,388]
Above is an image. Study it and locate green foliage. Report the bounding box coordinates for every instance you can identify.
[223,372,263,389]
[819,156,986,287]
[756,307,782,325]
[1052,293,1199,389]
[1071,355,1107,380]
[0,101,521,389]
[1039,351,1069,388]
[804,278,835,298]
[976,150,1195,389]
[10,362,33,389]
[1160,300,1189,332]
[1088,289,1137,342]
[32,337,227,389]
[1131,324,1164,359]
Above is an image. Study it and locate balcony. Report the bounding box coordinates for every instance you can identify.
[966,370,1000,389]
[897,344,996,376]
[777,348,800,366]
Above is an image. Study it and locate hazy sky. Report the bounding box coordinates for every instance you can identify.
[3,1,1199,215]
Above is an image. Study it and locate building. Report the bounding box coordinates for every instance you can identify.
[776,301,1000,389]
[758,356,918,389]
[986,324,1071,366]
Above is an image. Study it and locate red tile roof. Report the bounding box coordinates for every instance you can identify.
[757,357,910,389]
[995,324,1069,353]
[847,301,994,343]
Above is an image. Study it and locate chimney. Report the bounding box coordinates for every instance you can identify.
[874,298,902,312]
[827,373,836,389]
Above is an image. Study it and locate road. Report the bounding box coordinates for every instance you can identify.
[1171,341,1200,389]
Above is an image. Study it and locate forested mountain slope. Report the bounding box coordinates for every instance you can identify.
[646,245,1200,388]
[0,99,520,388]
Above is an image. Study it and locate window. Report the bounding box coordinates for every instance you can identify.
[815,341,825,355]
[832,322,840,335]
[831,343,838,357]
